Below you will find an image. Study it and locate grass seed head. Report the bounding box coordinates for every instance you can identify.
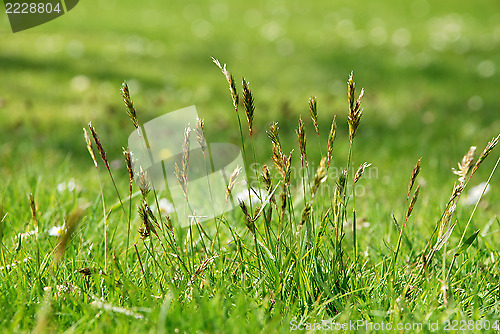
[175,163,187,199]
[308,96,319,135]
[471,134,500,175]
[138,167,151,198]
[88,122,110,171]
[312,157,327,197]
[226,166,242,201]
[296,116,307,166]
[121,81,138,129]
[242,77,255,136]
[123,147,134,186]
[212,57,239,112]
[272,146,284,179]
[407,158,421,200]
[347,72,364,143]
[138,202,157,240]
[239,200,255,234]
[176,126,191,198]
[354,162,372,184]
[337,169,348,193]
[261,165,272,192]
[83,128,98,167]
[182,126,191,172]
[327,116,337,170]
[406,184,420,219]
[283,150,294,184]
[452,146,475,182]
[195,118,206,153]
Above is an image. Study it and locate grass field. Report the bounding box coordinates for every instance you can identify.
[1,0,500,332]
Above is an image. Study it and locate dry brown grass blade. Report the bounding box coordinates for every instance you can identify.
[175,126,191,198]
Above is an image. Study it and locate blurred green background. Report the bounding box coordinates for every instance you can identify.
[1,0,499,223]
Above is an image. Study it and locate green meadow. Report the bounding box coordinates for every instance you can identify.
[1,0,499,332]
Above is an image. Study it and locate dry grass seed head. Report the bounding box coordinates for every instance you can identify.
[83,128,98,167]
[268,122,286,178]
[296,116,307,165]
[308,96,319,135]
[407,158,421,200]
[347,72,364,142]
[283,151,294,184]
[175,126,191,198]
[452,146,476,182]
[175,163,188,198]
[471,134,500,175]
[195,118,206,152]
[138,202,157,239]
[406,184,420,219]
[267,122,281,148]
[88,122,110,171]
[337,169,348,195]
[242,77,255,136]
[182,126,191,172]
[123,147,134,185]
[261,165,272,192]
[353,162,372,184]
[312,157,327,197]
[138,167,151,198]
[327,116,337,170]
[238,200,255,234]
[121,81,138,129]
[226,166,242,201]
[272,146,285,179]
[212,57,239,112]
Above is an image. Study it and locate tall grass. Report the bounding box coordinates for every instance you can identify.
[87,59,498,320]
[2,60,499,333]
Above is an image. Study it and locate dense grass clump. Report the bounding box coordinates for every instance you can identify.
[0,62,499,333]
